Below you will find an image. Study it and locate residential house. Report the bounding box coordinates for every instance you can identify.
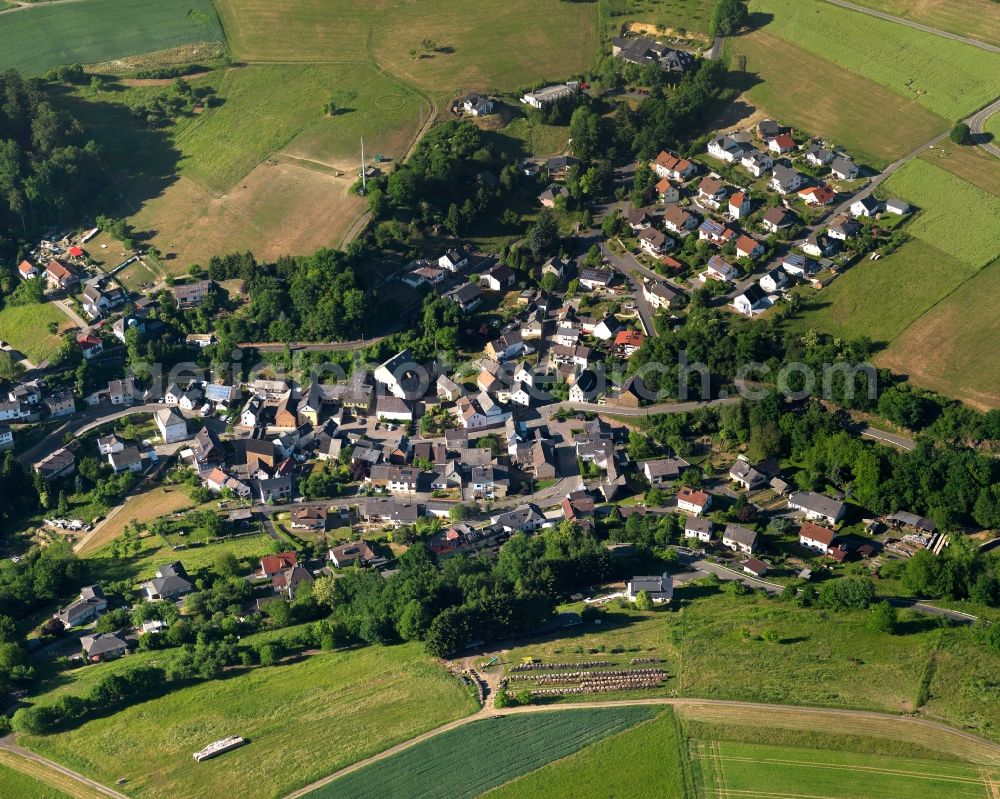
[34,448,75,481]
[626,573,672,603]
[707,134,749,163]
[17,259,38,280]
[655,177,679,203]
[851,195,880,217]
[437,374,462,402]
[788,491,846,525]
[171,280,214,308]
[697,176,728,207]
[741,149,773,177]
[358,498,419,527]
[735,234,764,260]
[482,262,515,291]
[569,368,599,403]
[329,540,379,568]
[625,206,651,231]
[108,377,137,405]
[827,214,860,240]
[77,334,104,360]
[614,329,644,357]
[0,401,28,423]
[56,585,107,627]
[369,464,419,494]
[255,474,293,503]
[97,434,125,456]
[770,165,803,195]
[109,445,142,473]
[651,150,697,182]
[155,408,188,444]
[545,155,579,181]
[291,506,327,531]
[446,282,483,312]
[642,457,687,486]
[663,204,698,236]
[759,267,789,293]
[273,390,299,428]
[538,183,568,208]
[457,92,494,116]
[638,227,671,256]
[81,281,127,319]
[438,246,470,272]
[44,259,79,290]
[803,232,837,257]
[260,552,298,579]
[684,516,713,542]
[143,562,193,601]
[592,315,621,341]
[45,389,75,418]
[192,427,224,466]
[643,280,682,309]
[81,631,129,662]
[830,156,858,180]
[798,185,836,205]
[298,381,323,426]
[805,144,834,166]
[272,565,313,599]
[729,455,767,489]
[485,330,526,362]
[698,218,735,245]
[782,253,817,277]
[702,254,738,283]
[757,119,781,140]
[799,521,836,554]
[240,395,265,428]
[491,503,547,532]
[9,382,41,406]
[728,191,750,220]
[374,349,421,400]
[178,386,204,412]
[768,133,795,154]
[542,256,570,278]
[578,268,614,291]
[733,284,770,316]
[612,37,695,73]
[722,524,758,555]
[761,206,794,233]
[678,486,712,516]
[470,465,510,499]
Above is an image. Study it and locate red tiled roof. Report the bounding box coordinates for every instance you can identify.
[260,552,297,575]
[799,522,835,546]
[678,486,710,506]
[614,329,644,348]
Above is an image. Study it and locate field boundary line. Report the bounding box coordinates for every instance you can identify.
[716,754,987,784]
[0,740,129,799]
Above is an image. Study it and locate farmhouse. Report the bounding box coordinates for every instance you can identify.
[788,491,846,525]
[722,524,758,555]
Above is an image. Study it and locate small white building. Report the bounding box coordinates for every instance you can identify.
[626,573,673,604]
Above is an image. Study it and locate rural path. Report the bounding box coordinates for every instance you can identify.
[0,737,131,799]
[53,299,90,332]
[856,423,916,451]
[821,0,1000,54]
[279,695,1000,798]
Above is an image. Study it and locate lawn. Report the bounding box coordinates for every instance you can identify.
[494,117,570,158]
[22,644,478,799]
[0,302,73,363]
[749,0,1000,120]
[0,0,223,76]
[0,758,73,799]
[844,0,1000,47]
[370,0,600,94]
[482,709,690,799]
[212,0,390,62]
[698,739,999,798]
[879,257,1000,409]
[787,239,977,342]
[726,29,948,167]
[881,158,1000,269]
[306,707,659,799]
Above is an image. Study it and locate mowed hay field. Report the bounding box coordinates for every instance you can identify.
[0,759,73,799]
[0,303,74,363]
[726,30,948,166]
[0,0,224,77]
[481,710,690,799]
[306,707,659,799]
[749,0,1000,120]
[879,258,1000,410]
[610,0,716,34]
[23,644,477,799]
[212,0,390,62]
[920,140,1000,196]
[75,486,196,556]
[371,0,599,93]
[844,0,1000,47]
[698,740,1000,799]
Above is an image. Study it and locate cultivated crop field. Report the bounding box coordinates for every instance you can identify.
[845,0,1000,46]
[0,302,74,363]
[370,0,599,94]
[23,644,477,799]
[882,159,1000,269]
[749,0,1000,120]
[726,30,947,167]
[0,0,224,77]
[879,258,1000,410]
[697,740,1000,798]
[306,707,659,799]
[482,709,690,799]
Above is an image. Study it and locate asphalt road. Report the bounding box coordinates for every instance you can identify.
[967,98,1000,159]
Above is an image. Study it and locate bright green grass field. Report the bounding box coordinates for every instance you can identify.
[0,0,223,77]
[22,644,477,799]
[700,740,998,799]
[482,709,690,799]
[881,158,1000,269]
[306,707,659,799]
[0,761,71,799]
[751,0,1000,120]
[986,111,1000,141]
[609,0,716,35]
[0,302,73,363]
[789,239,977,342]
[842,0,1000,47]
[165,63,425,192]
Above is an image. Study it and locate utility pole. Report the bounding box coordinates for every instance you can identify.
[360,137,366,195]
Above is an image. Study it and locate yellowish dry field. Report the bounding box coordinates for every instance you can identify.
[75,486,195,556]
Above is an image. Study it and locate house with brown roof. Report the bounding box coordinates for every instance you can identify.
[292,506,327,530]
[651,150,697,182]
[677,486,712,515]
[329,540,378,568]
[799,521,836,554]
[44,259,79,290]
[260,552,298,579]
